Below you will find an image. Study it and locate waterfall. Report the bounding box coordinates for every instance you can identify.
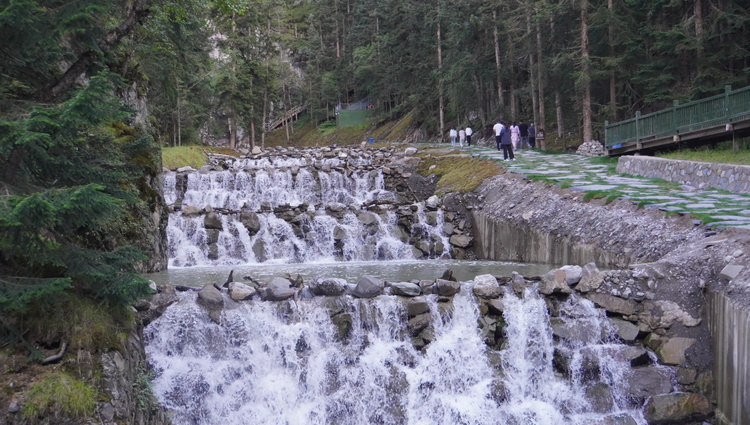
[164,162,441,267]
[144,287,650,425]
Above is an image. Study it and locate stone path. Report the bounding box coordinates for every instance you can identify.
[461,145,750,229]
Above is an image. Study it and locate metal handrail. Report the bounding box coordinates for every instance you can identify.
[605,85,750,147]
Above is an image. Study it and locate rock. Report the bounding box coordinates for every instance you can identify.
[676,367,697,385]
[623,367,673,401]
[391,282,422,297]
[719,263,744,281]
[407,297,431,317]
[585,293,637,315]
[181,205,202,216]
[637,300,701,332]
[265,277,296,301]
[197,284,223,310]
[251,146,262,154]
[357,211,379,226]
[487,298,505,315]
[352,275,385,298]
[331,313,353,341]
[539,269,572,295]
[644,393,712,424]
[610,318,640,341]
[408,313,432,336]
[577,262,604,292]
[435,279,461,296]
[228,282,256,301]
[473,274,502,299]
[204,212,223,230]
[240,212,261,235]
[597,414,638,425]
[8,400,19,413]
[449,234,473,248]
[309,277,348,296]
[425,195,440,210]
[586,383,614,413]
[560,265,583,285]
[576,140,606,156]
[404,147,418,155]
[656,337,696,365]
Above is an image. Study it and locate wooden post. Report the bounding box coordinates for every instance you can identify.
[673,100,679,135]
[635,111,641,150]
[604,120,609,148]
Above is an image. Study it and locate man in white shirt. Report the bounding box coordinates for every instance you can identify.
[449,128,458,146]
[465,127,473,146]
[492,120,504,151]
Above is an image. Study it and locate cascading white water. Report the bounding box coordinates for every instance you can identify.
[144,286,651,425]
[165,164,439,267]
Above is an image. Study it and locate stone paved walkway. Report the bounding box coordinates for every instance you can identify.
[461,145,750,229]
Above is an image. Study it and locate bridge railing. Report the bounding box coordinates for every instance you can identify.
[605,85,750,148]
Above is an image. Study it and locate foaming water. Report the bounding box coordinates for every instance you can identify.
[145,287,649,425]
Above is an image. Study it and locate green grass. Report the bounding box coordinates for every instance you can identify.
[657,139,750,165]
[416,150,504,194]
[23,372,96,420]
[162,146,209,170]
[582,189,624,204]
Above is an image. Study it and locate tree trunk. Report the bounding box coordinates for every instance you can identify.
[527,12,539,127]
[506,32,517,120]
[437,0,445,141]
[695,0,704,66]
[555,90,564,141]
[608,0,616,120]
[492,10,505,109]
[536,19,546,138]
[42,0,149,101]
[580,0,593,143]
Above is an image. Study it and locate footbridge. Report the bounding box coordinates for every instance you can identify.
[605,85,750,156]
[266,104,306,132]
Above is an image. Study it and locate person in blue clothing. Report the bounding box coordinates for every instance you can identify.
[528,123,536,149]
[499,122,514,161]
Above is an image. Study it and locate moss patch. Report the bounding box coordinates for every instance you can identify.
[417,150,504,194]
[22,372,96,421]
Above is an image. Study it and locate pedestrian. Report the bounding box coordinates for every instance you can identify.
[519,120,529,149]
[528,123,536,149]
[493,119,504,151]
[459,128,466,147]
[510,122,520,151]
[465,126,473,146]
[500,122,514,161]
[449,128,458,146]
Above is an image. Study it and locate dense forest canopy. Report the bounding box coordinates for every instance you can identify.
[0,0,749,347]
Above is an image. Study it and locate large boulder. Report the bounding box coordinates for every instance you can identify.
[623,367,673,401]
[609,318,640,341]
[577,262,604,292]
[473,274,502,299]
[560,265,583,285]
[449,234,473,248]
[636,300,701,332]
[585,293,638,316]
[197,284,224,323]
[655,337,696,365]
[352,275,385,298]
[390,282,422,297]
[264,277,296,301]
[643,393,712,424]
[204,212,223,230]
[240,212,261,235]
[435,279,461,296]
[228,282,256,301]
[309,277,348,296]
[407,297,431,317]
[539,269,572,295]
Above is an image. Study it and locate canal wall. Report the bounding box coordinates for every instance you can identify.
[470,172,750,424]
[617,155,750,194]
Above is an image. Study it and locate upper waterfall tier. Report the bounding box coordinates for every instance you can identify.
[162,146,461,267]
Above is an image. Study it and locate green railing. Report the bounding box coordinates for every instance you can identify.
[605,85,750,148]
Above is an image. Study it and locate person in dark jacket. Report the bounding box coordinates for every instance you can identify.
[499,122,514,161]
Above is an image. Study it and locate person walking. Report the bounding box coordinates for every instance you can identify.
[449,128,458,146]
[519,120,529,149]
[500,122,514,160]
[493,120,504,151]
[465,126,473,146]
[528,123,536,149]
[510,122,520,151]
[459,128,466,147]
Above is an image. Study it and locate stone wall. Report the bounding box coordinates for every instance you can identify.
[617,155,750,194]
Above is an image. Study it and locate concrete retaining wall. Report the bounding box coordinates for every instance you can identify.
[617,155,750,194]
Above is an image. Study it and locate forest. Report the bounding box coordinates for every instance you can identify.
[1,0,750,345]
